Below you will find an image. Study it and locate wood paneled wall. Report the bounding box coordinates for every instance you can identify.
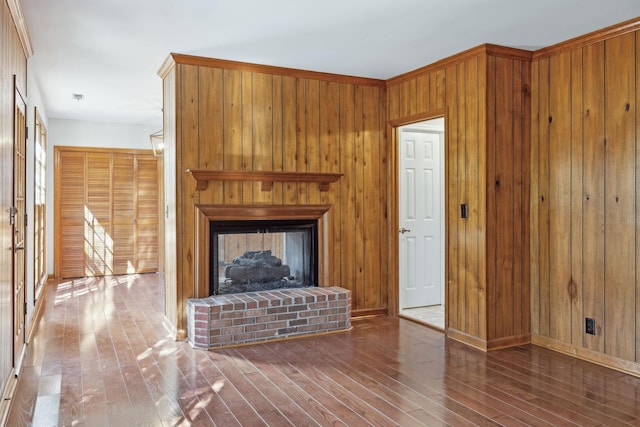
[387,45,532,350]
[531,22,640,375]
[0,0,27,404]
[160,55,387,333]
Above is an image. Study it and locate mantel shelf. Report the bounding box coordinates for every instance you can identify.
[187,170,343,192]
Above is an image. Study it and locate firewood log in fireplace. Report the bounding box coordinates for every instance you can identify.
[224,250,291,282]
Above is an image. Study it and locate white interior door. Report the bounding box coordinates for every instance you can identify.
[399,123,444,309]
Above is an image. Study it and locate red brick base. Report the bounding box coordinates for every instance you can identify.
[187,286,351,349]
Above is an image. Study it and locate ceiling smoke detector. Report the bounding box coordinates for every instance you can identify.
[72,93,85,101]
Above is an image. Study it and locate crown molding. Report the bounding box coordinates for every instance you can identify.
[163,53,386,87]
[386,44,533,86]
[533,16,640,60]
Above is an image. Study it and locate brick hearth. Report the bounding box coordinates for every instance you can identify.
[187,286,351,349]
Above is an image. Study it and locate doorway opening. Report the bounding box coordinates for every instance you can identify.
[397,117,445,331]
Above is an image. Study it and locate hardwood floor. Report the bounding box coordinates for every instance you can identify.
[6,274,640,426]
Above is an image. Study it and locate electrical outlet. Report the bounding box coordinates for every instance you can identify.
[585,317,596,335]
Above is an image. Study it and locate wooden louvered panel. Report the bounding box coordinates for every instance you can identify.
[113,155,135,274]
[137,223,159,271]
[136,157,158,219]
[56,148,160,277]
[113,224,135,274]
[58,151,86,278]
[85,153,112,275]
[135,155,159,272]
[86,154,111,223]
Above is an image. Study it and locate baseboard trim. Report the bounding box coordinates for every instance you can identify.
[0,369,18,427]
[532,335,640,378]
[351,308,387,318]
[447,328,531,351]
[27,277,50,344]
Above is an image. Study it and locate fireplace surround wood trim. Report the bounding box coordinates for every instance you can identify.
[187,169,343,192]
[194,204,332,299]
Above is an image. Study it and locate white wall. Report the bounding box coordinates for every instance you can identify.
[45,119,159,276]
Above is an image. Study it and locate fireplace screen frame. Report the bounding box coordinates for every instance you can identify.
[210,219,318,295]
[194,204,332,298]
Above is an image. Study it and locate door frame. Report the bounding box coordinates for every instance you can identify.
[398,121,445,310]
[12,80,27,371]
[388,111,447,329]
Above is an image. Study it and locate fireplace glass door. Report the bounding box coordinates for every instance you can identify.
[211,220,318,295]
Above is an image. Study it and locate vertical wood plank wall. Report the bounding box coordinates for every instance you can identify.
[160,56,388,333]
[0,0,27,401]
[531,25,640,373]
[162,68,178,336]
[387,45,531,349]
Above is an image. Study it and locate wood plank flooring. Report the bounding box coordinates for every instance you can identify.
[6,274,640,426]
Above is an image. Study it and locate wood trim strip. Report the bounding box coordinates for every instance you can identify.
[158,54,176,78]
[533,16,640,60]
[351,308,388,318]
[195,204,331,221]
[388,109,446,127]
[386,44,533,86]
[447,328,531,351]
[6,0,33,57]
[55,146,154,156]
[533,334,640,378]
[26,277,49,344]
[187,169,342,192]
[165,53,386,87]
[447,327,489,351]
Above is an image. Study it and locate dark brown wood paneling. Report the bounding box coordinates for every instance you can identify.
[445,63,460,334]
[456,62,468,336]
[570,48,584,348]
[198,67,224,205]
[387,48,531,350]
[162,56,388,332]
[580,41,605,354]
[339,83,356,303]
[637,31,640,364]
[530,59,540,337]
[223,69,243,203]
[465,57,481,338]
[548,51,572,343]
[603,32,635,361]
[162,66,178,336]
[532,28,640,371]
[537,57,551,338]
[178,64,200,324]
[492,55,514,341]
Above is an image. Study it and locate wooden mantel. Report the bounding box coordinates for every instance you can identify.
[187,169,343,192]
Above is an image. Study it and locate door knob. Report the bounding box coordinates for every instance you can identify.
[399,227,411,234]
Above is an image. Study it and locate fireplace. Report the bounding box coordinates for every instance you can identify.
[190,204,351,349]
[210,219,318,295]
[194,204,332,298]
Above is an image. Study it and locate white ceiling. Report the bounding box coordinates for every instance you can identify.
[20,0,640,128]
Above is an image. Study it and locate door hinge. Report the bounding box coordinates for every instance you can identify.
[25,125,28,140]
[25,213,28,227]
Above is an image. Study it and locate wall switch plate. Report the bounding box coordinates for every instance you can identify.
[461,203,468,219]
[585,317,596,335]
